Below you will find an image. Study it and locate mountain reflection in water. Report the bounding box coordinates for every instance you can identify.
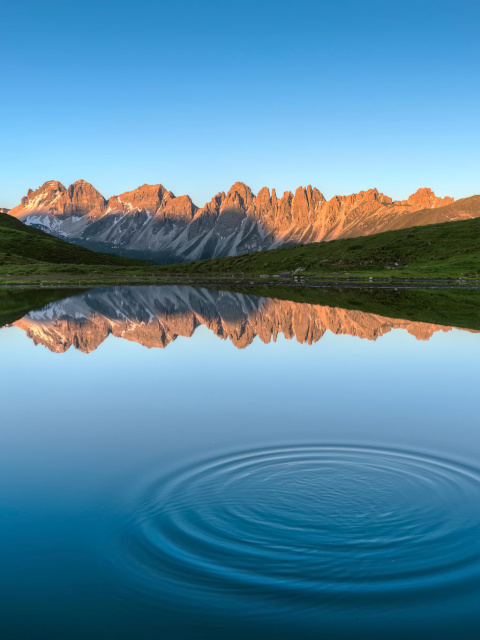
[13,285,462,354]
[1,284,480,640]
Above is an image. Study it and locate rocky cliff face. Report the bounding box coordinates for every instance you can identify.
[9,179,461,263]
[13,286,457,354]
[107,184,171,216]
[10,179,107,219]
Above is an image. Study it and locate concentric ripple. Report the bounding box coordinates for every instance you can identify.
[121,445,480,609]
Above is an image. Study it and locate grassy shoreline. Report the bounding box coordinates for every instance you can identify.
[1,272,480,289]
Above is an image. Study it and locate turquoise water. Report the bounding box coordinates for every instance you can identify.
[1,286,479,639]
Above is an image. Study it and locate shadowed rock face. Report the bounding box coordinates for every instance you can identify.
[13,286,459,354]
[8,180,467,264]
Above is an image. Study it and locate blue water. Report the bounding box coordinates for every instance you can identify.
[1,286,480,639]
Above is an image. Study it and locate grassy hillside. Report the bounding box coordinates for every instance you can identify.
[0,211,153,275]
[2,209,480,284]
[161,215,480,279]
[376,195,480,231]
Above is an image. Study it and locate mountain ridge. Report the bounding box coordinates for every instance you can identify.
[9,179,469,264]
[0,209,149,271]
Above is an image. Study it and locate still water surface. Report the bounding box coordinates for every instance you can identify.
[1,286,479,639]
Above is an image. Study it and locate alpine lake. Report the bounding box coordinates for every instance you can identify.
[1,283,480,639]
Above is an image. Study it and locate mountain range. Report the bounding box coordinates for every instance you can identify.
[13,285,463,354]
[10,179,476,264]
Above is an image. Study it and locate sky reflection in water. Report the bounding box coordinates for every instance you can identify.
[0,286,479,639]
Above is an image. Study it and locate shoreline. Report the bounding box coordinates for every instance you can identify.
[1,274,480,290]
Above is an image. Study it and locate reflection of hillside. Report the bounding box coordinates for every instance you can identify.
[13,285,457,354]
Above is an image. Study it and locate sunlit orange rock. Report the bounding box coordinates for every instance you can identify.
[10,179,476,263]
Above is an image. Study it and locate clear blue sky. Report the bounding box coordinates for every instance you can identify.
[1,0,479,208]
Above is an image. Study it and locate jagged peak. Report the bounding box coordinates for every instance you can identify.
[171,194,195,204]
[139,183,168,192]
[293,185,325,199]
[225,182,255,207]
[34,180,66,192]
[281,190,294,201]
[411,187,434,196]
[116,183,170,197]
[256,186,278,204]
[10,180,458,231]
[161,193,198,220]
[227,181,253,193]
[68,179,105,195]
[395,188,454,208]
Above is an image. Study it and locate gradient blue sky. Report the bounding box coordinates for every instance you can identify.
[1,0,479,208]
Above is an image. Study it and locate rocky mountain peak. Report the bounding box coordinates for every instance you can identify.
[107,183,172,215]
[41,180,66,191]
[222,182,256,213]
[64,180,107,218]
[10,180,67,217]
[160,194,198,221]
[195,191,227,219]
[255,187,279,217]
[397,188,454,209]
[8,179,466,265]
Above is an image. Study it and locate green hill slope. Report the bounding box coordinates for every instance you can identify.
[0,212,149,268]
[162,214,480,279]
[2,207,480,284]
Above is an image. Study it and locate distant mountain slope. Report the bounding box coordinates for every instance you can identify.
[0,210,148,269]
[393,196,480,227]
[162,211,480,279]
[9,179,468,264]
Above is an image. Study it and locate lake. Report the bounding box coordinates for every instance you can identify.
[1,285,479,639]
